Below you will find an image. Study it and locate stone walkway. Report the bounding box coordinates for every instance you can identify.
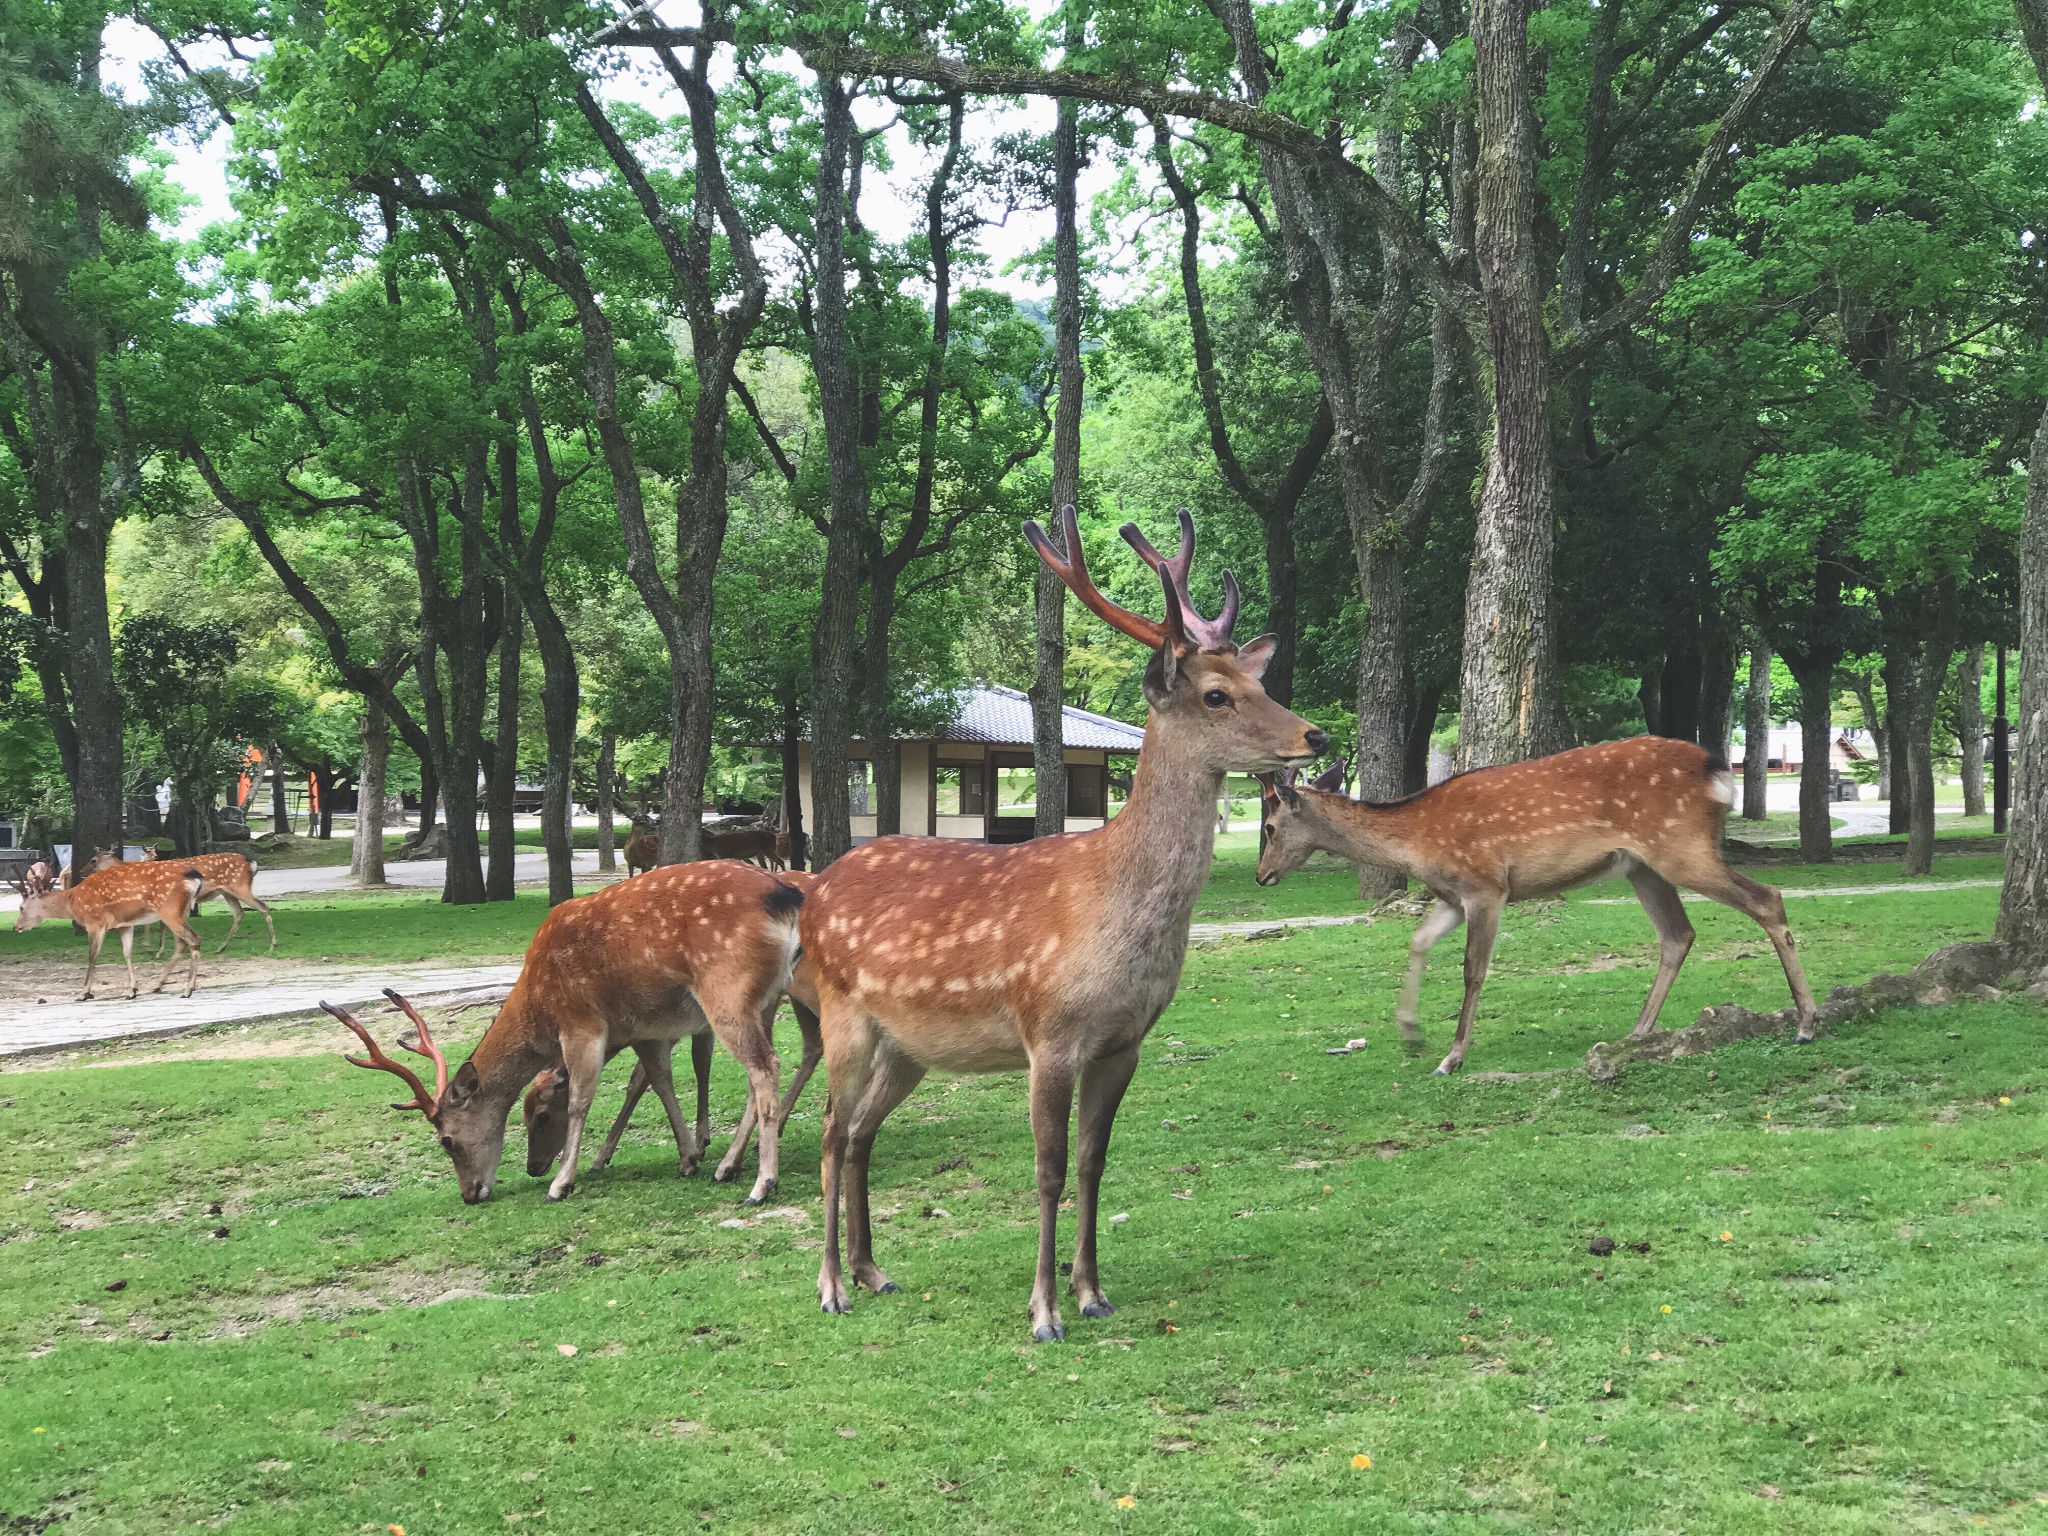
[0,963,523,1059]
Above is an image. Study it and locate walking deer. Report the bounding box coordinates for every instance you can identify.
[805,507,1328,1341]
[88,848,275,953]
[1255,737,1818,1074]
[325,860,805,1205]
[14,861,207,999]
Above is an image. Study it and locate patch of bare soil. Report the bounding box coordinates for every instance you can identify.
[210,1262,498,1338]
[0,953,341,1005]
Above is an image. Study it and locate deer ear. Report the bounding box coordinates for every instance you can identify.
[445,1058,481,1106]
[1311,760,1347,793]
[1143,643,1181,705]
[1233,633,1279,681]
[1256,772,1280,803]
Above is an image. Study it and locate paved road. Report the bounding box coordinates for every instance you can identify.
[0,963,524,1058]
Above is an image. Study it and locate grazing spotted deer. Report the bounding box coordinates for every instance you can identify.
[88,848,275,954]
[325,861,805,1205]
[1255,737,1818,1074]
[806,507,1328,1341]
[13,861,207,999]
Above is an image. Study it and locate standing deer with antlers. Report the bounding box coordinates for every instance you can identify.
[1255,738,1818,1074]
[14,862,207,1000]
[805,507,1327,1341]
[325,861,805,1205]
[88,848,275,954]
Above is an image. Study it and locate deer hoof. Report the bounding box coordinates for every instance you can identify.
[1032,1321,1065,1344]
[546,1185,574,1202]
[875,1280,902,1294]
[710,1164,736,1183]
[820,1292,852,1315]
[1080,1299,1116,1319]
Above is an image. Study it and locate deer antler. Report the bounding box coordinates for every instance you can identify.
[382,988,451,1104]
[1024,505,1170,651]
[324,1000,440,1116]
[1122,507,1239,652]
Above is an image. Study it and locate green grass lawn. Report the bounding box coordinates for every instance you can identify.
[2,842,2041,1533]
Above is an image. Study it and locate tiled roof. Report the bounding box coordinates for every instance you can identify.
[940,686,1146,750]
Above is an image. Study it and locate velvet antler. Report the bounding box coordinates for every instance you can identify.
[1120,507,1239,651]
[382,987,451,1104]
[1024,505,1173,651]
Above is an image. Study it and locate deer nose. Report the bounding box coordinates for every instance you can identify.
[1304,729,1330,757]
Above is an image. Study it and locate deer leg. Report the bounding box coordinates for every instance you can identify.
[691,1029,714,1154]
[1626,866,1695,1037]
[249,891,278,951]
[710,1008,786,1205]
[118,929,137,999]
[1026,1054,1080,1343]
[819,1010,879,1315]
[634,1040,701,1177]
[214,894,247,955]
[842,1046,924,1290]
[588,1062,650,1175]
[1435,898,1503,1075]
[1681,863,1819,1042]
[547,1032,607,1201]
[1396,901,1465,1050]
[1070,1043,1140,1320]
[720,1000,823,1183]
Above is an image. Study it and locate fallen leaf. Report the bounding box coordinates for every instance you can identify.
[556,1344,578,1357]
[1116,1495,1136,1509]
[1352,1454,1372,1470]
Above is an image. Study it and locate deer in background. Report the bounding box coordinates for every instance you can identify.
[88,848,275,954]
[13,862,207,999]
[525,942,824,1188]
[326,860,805,1205]
[623,825,658,877]
[702,823,783,869]
[804,507,1328,1340]
[1255,737,1818,1075]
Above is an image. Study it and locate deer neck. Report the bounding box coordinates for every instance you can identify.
[1098,733,1225,931]
[463,997,557,1115]
[1303,790,1419,871]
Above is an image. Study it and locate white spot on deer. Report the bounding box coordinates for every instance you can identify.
[1039,936,1060,959]
[945,979,970,994]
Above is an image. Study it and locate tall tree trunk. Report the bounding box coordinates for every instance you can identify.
[1788,656,1836,863]
[268,742,289,836]
[1402,681,1446,794]
[354,694,389,885]
[1852,675,1890,801]
[313,763,335,838]
[595,728,618,874]
[1699,630,1738,762]
[1638,665,1662,737]
[487,589,522,901]
[864,574,902,837]
[1742,638,1771,822]
[1459,0,1565,768]
[1033,49,1083,841]
[808,75,870,868]
[1997,398,2048,968]
[60,510,122,859]
[1884,654,1913,836]
[781,689,809,873]
[1958,643,1987,818]
[528,599,579,907]
[415,761,439,842]
[1658,638,1704,743]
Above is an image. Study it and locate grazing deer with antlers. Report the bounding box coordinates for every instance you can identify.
[88,848,275,954]
[325,860,805,1205]
[14,862,207,1000]
[805,507,1327,1341]
[1255,737,1818,1075]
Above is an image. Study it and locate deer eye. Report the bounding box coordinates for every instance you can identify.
[1203,689,1230,709]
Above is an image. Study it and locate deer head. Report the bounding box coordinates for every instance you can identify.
[1024,506,1328,776]
[13,886,72,932]
[325,989,506,1203]
[522,1062,572,1176]
[1255,759,1348,886]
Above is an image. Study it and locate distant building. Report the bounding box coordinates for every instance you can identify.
[784,685,1145,844]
